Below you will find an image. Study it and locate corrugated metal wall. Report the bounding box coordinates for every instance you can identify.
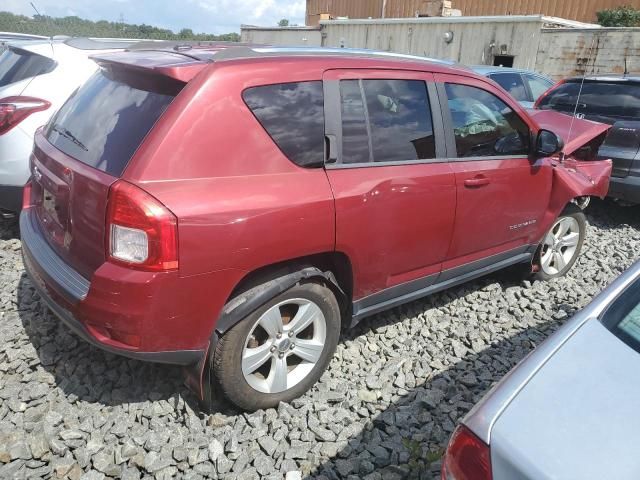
[322,17,544,69]
[454,0,640,23]
[307,0,640,25]
[241,28,322,47]
[307,0,384,26]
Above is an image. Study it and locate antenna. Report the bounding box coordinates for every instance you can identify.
[30,2,42,16]
[567,35,597,152]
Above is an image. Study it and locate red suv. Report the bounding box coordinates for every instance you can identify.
[21,45,612,411]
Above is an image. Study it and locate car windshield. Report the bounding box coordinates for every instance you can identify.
[601,274,640,353]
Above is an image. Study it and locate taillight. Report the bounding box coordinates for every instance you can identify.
[106,180,178,272]
[533,79,565,110]
[0,96,51,135]
[22,180,33,210]
[442,425,492,480]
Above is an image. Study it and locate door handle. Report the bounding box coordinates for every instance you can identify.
[464,175,490,188]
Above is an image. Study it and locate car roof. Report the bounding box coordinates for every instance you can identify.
[118,44,474,78]
[563,74,640,84]
[471,65,550,78]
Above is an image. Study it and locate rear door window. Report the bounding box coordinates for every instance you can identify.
[45,68,180,177]
[243,81,325,167]
[445,83,530,158]
[489,73,528,102]
[523,74,553,101]
[339,79,436,164]
[0,47,56,87]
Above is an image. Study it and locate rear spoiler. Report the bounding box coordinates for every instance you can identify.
[90,49,209,83]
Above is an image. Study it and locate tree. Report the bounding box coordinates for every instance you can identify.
[597,5,640,27]
[278,18,290,27]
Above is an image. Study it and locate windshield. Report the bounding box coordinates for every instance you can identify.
[44,67,182,177]
[601,274,640,353]
[538,81,640,121]
[0,46,56,87]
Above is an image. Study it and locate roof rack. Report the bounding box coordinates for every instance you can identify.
[210,45,457,66]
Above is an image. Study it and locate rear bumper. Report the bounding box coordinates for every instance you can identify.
[0,185,23,213]
[609,174,640,204]
[20,208,205,365]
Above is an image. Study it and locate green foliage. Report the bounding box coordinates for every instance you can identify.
[278,18,290,27]
[597,5,640,27]
[0,10,240,41]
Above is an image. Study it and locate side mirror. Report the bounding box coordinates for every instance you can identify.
[536,129,564,157]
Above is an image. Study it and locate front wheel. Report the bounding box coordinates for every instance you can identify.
[213,282,340,411]
[533,204,586,281]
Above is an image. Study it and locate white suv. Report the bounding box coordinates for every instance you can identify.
[0,37,139,216]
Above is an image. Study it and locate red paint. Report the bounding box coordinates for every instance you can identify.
[24,49,612,363]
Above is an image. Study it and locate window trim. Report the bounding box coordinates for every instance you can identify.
[323,73,447,169]
[437,81,532,162]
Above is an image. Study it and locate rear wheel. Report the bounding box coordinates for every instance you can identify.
[213,282,340,411]
[533,204,585,281]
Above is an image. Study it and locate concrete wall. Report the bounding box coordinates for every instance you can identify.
[241,27,322,47]
[321,16,544,69]
[536,28,640,79]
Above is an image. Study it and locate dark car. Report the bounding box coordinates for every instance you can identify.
[536,76,640,205]
[20,45,611,411]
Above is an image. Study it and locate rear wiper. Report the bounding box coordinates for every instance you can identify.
[51,124,88,152]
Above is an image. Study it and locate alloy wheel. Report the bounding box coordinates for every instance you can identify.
[540,217,581,275]
[241,298,327,394]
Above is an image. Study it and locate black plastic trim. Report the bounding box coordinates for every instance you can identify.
[215,267,345,334]
[352,245,534,322]
[608,175,640,204]
[0,184,24,213]
[22,248,203,366]
[20,209,89,304]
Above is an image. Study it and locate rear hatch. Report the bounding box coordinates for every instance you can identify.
[29,50,206,279]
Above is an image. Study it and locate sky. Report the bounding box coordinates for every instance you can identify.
[3,0,306,34]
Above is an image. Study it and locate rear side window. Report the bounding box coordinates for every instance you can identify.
[243,81,325,167]
[45,68,180,177]
[339,79,436,164]
[538,82,640,120]
[445,83,530,158]
[489,73,528,102]
[524,74,553,101]
[0,47,56,87]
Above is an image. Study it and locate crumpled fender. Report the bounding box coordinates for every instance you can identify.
[538,157,612,241]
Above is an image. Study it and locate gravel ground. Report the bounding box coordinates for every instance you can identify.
[0,200,639,480]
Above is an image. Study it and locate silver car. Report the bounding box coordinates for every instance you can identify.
[471,66,554,109]
[442,260,640,480]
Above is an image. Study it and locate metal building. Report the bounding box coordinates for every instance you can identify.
[306,0,640,25]
[241,25,322,47]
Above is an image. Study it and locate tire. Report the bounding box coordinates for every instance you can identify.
[213,281,341,411]
[532,203,586,281]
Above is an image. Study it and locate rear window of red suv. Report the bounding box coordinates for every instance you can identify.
[44,67,182,177]
[243,81,325,167]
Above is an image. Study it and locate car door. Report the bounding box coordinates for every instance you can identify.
[323,69,456,312]
[434,73,553,274]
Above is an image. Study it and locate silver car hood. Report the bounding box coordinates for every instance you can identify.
[490,318,640,479]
